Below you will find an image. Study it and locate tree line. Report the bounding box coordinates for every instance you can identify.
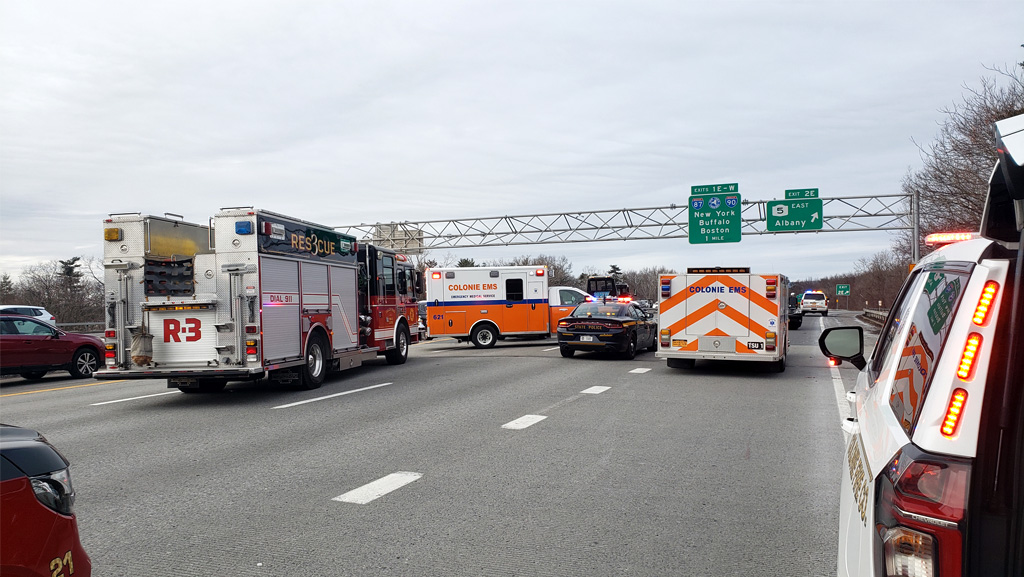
[3,63,1022,323]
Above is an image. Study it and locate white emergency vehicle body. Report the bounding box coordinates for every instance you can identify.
[833,238,1011,577]
[655,268,789,368]
[425,266,589,348]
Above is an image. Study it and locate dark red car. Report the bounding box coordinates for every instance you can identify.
[0,424,91,576]
[0,314,104,380]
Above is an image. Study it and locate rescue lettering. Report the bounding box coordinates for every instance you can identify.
[290,232,336,257]
[164,318,202,342]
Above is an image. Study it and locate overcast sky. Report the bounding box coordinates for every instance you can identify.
[1,1,1022,283]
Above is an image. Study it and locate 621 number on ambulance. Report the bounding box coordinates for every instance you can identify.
[94,207,421,392]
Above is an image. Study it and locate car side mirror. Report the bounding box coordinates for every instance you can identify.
[818,326,866,370]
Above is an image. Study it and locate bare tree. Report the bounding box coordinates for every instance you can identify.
[899,65,1024,257]
[619,266,676,302]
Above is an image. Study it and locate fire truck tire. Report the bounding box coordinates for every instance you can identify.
[470,324,497,348]
[385,325,410,365]
[559,346,575,358]
[667,358,695,369]
[300,332,328,390]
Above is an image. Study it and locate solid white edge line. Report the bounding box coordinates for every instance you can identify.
[581,386,611,394]
[272,382,394,409]
[90,391,181,405]
[543,346,560,352]
[333,472,423,504]
[501,414,547,429]
[820,316,852,424]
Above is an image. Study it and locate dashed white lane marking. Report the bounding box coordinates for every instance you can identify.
[272,382,393,409]
[628,368,652,374]
[502,414,548,429]
[90,391,180,405]
[543,347,560,352]
[581,386,611,394]
[333,472,422,504]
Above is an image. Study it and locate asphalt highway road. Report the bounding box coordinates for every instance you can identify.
[1,311,876,577]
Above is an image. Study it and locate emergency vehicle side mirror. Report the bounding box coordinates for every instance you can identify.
[414,271,424,294]
[818,327,866,370]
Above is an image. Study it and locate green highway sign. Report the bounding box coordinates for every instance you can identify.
[785,188,819,199]
[689,192,742,244]
[836,284,850,296]
[691,183,738,195]
[766,199,823,232]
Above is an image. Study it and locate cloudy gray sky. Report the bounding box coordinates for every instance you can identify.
[1,1,1021,282]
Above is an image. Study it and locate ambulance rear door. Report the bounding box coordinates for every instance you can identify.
[684,273,752,353]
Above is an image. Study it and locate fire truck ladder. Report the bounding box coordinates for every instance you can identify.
[335,193,911,254]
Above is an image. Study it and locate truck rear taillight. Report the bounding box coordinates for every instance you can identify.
[971,281,998,326]
[765,332,776,351]
[246,339,259,362]
[956,333,982,380]
[660,329,670,347]
[878,446,969,577]
[105,329,116,338]
[661,277,672,297]
[765,278,777,298]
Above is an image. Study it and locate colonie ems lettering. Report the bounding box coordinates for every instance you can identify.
[688,286,747,294]
[449,283,499,291]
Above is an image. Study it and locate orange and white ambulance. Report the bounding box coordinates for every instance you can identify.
[425,266,590,348]
[655,267,790,371]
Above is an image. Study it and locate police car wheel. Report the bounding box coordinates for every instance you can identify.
[559,346,575,358]
[470,324,497,348]
[622,336,637,360]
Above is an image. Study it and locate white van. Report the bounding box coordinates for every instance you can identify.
[818,113,1024,577]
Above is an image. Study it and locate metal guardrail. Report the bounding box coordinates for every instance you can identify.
[861,309,888,324]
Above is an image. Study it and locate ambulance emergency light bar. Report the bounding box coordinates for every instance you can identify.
[686,267,750,274]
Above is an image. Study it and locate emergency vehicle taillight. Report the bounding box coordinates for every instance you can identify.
[956,333,982,380]
[971,281,998,326]
[104,228,122,241]
[940,389,968,438]
[660,329,670,347]
[765,332,776,351]
[879,447,970,577]
[661,277,671,298]
[432,272,441,280]
[245,325,258,334]
[246,339,259,362]
[105,330,116,338]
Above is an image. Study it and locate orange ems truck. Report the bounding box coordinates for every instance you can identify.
[655,267,791,372]
[425,266,590,348]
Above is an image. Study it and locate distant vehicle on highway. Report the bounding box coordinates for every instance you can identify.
[0,424,92,576]
[0,314,104,380]
[0,305,57,327]
[556,301,657,359]
[787,295,803,329]
[800,290,828,316]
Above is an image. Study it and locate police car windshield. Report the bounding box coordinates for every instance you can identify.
[572,303,628,317]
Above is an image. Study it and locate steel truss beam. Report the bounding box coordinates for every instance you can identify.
[335,194,910,253]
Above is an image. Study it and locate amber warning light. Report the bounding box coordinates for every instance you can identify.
[924,232,976,247]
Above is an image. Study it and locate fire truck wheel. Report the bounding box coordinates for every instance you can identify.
[667,358,695,369]
[559,346,575,358]
[621,335,637,360]
[470,324,497,349]
[300,333,328,390]
[385,325,410,365]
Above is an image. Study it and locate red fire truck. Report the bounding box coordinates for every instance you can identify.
[94,207,421,392]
